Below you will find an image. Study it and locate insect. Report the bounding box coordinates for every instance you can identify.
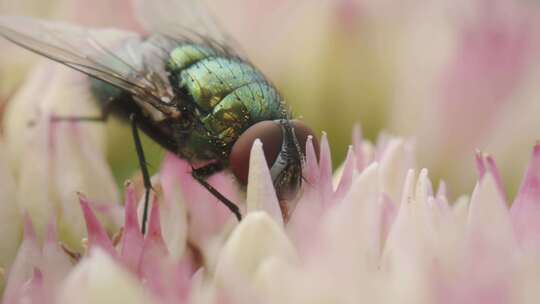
[0,0,317,233]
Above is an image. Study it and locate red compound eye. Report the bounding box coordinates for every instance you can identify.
[229,120,319,185]
[230,121,282,185]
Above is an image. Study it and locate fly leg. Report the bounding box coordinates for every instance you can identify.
[129,113,153,234]
[191,163,242,221]
[45,98,115,124]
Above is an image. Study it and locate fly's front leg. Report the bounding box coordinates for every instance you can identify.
[43,98,114,124]
[191,163,242,221]
[129,113,153,234]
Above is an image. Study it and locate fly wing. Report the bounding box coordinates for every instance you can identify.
[0,16,178,111]
[133,0,242,56]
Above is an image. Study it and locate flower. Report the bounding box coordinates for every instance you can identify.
[2,1,540,302]
[4,0,539,195]
[2,113,540,303]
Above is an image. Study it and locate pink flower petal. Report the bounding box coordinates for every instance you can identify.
[79,195,115,257]
[475,151,508,204]
[318,133,334,206]
[139,200,182,301]
[160,154,235,248]
[120,183,144,272]
[511,144,540,251]
[2,216,41,304]
[436,180,447,201]
[334,145,355,202]
[475,150,487,178]
[438,3,532,151]
[26,268,46,304]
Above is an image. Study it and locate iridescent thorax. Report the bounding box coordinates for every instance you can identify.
[92,42,286,164]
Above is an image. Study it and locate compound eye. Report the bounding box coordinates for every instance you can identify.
[230,121,283,185]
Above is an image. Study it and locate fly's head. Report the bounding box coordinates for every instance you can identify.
[229,119,319,217]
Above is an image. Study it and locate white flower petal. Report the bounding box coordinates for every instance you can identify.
[53,122,119,247]
[246,140,282,225]
[215,212,296,282]
[5,64,117,248]
[320,163,382,272]
[467,172,515,254]
[379,138,415,204]
[57,249,147,304]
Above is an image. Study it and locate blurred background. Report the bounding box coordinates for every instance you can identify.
[2,0,540,200]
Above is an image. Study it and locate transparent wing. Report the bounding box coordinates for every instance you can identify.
[134,0,241,55]
[0,16,178,111]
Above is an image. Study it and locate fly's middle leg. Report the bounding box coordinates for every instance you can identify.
[191,164,242,221]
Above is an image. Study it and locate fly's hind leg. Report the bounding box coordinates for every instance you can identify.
[32,97,115,126]
[49,101,114,124]
[191,163,242,221]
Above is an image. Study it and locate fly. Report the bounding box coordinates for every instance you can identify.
[0,0,318,233]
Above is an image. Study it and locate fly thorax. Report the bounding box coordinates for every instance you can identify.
[133,96,167,121]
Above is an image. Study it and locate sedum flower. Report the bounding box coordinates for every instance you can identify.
[2,118,540,303]
[2,1,540,303]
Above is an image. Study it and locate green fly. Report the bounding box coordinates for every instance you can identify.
[0,0,317,232]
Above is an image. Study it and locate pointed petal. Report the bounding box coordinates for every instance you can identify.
[320,163,382,274]
[475,150,486,178]
[79,196,115,257]
[139,200,171,296]
[511,144,540,251]
[120,183,144,272]
[318,133,334,205]
[414,168,433,207]
[333,146,356,202]
[289,136,325,245]
[246,139,282,224]
[379,139,414,204]
[436,180,447,200]
[467,173,514,257]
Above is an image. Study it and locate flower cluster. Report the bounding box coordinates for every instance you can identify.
[2,98,540,303]
[1,0,540,303]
